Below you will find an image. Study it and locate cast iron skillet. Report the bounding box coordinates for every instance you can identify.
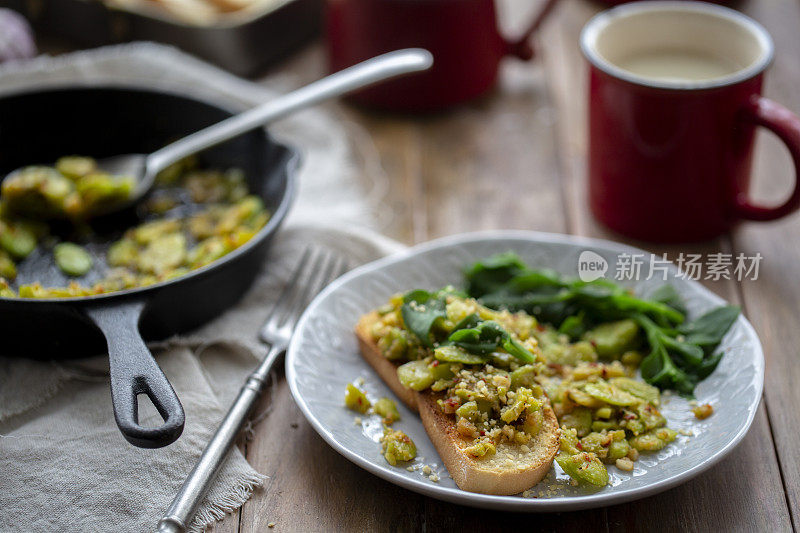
[0,86,297,448]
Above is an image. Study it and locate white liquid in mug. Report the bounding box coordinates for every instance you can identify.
[617,49,742,82]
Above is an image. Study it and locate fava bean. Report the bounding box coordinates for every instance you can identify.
[54,243,93,277]
[434,345,487,364]
[0,250,17,280]
[187,236,231,269]
[344,383,371,414]
[374,397,401,425]
[107,238,138,268]
[559,407,593,437]
[556,452,609,487]
[583,381,640,407]
[56,156,97,180]
[73,172,135,214]
[0,156,269,298]
[137,233,186,275]
[0,221,37,259]
[377,327,410,360]
[131,219,182,245]
[610,377,660,406]
[381,427,417,465]
[397,359,453,391]
[583,319,640,359]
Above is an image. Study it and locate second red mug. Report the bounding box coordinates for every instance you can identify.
[582,1,800,242]
[326,0,559,111]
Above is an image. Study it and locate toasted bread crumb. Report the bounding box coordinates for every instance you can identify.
[692,403,714,420]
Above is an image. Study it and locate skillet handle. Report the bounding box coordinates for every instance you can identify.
[86,300,185,448]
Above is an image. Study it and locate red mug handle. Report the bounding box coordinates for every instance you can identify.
[736,95,800,221]
[502,0,560,60]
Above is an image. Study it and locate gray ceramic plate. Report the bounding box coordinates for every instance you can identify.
[286,231,764,511]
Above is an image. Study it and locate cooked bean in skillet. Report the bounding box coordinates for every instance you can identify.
[0,156,269,298]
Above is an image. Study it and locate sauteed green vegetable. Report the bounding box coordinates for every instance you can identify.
[463,252,739,396]
[366,252,738,486]
[2,156,134,219]
[0,156,270,298]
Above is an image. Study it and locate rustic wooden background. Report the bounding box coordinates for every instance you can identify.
[203,0,797,531]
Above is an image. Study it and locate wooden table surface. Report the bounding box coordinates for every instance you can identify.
[207,1,799,531]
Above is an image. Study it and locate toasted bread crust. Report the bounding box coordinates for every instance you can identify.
[355,312,418,410]
[355,312,560,495]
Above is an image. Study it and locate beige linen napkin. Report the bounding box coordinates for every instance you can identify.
[0,44,403,533]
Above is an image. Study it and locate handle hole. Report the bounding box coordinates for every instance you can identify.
[752,128,795,205]
[136,392,166,428]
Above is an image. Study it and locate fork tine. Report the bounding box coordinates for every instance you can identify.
[259,247,350,345]
[258,247,320,343]
[313,251,348,296]
[266,247,326,329]
[261,246,313,323]
[276,248,339,329]
[297,253,350,316]
[280,248,330,316]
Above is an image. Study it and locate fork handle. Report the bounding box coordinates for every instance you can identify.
[156,343,285,533]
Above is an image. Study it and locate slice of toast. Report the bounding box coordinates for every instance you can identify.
[356,312,560,495]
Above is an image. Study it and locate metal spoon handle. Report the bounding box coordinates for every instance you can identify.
[146,48,433,175]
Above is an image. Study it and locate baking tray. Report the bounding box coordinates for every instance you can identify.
[3,0,322,77]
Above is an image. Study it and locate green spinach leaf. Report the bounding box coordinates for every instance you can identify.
[558,312,587,340]
[461,253,740,396]
[678,305,740,353]
[450,313,482,333]
[446,320,536,364]
[649,284,688,316]
[400,289,447,347]
[639,341,697,396]
[448,321,508,355]
[464,252,528,297]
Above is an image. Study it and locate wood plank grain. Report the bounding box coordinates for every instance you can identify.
[424,500,610,533]
[606,405,789,533]
[256,43,422,245]
[419,60,567,238]
[731,1,800,526]
[539,0,792,530]
[206,442,248,533]
[237,44,430,533]
[206,508,240,533]
[417,2,607,529]
[233,0,796,530]
[239,366,423,532]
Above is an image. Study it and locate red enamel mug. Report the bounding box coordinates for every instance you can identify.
[582,2,800,242]
[325,0,559,111]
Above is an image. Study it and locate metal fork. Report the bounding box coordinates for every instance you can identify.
[156,247,348,533]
